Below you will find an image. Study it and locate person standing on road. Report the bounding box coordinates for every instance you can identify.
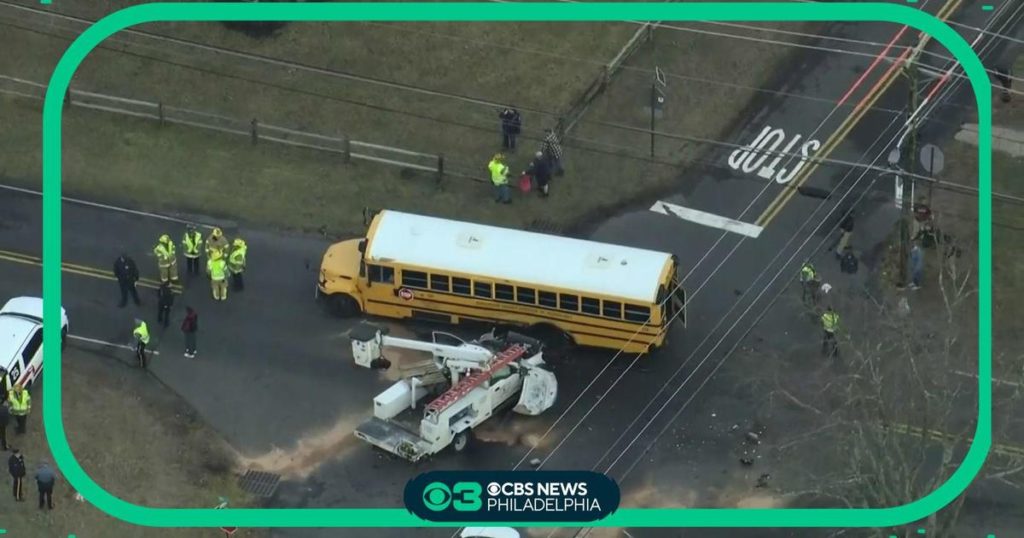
[821,306,840,358]
[35,460,55,510]
[156,282,174,328]
[910,242,924,290]
[488,153,512,205]
[153,234,179,285]
[0,400,9,451]
[542,128,565,177]
[205,227,230,262]
[133,318,150,369]
[228,238,248,291]
[8,448,25,501]
[181,306,198,358]
[182,224,204,277]
[833,210,854,256]
[498,106,521,150]
[8,384,30,434]
[0,367,10,405]
[523,151,552,198]
[798,261,820,306]
[207,251,229,301]
[113,253,141,307]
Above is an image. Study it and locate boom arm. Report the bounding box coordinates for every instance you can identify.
[349,324,495,369]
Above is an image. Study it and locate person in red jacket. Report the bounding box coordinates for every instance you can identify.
[181,306,198,358]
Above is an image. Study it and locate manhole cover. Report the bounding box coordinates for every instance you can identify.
[527,219,562,235]
[238,470,281,498]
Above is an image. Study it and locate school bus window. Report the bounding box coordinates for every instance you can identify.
[624,304,651,323]
[495,284,515,302]
[402,270,428,289]
[368,265,394,284]
[516,287,536,304]
[539,291,557,308]
[581,297,600,315]
[559,294,579,312]
[473,281,493,298]
[602,300,623,319]
[453,277,472,296]
[430,274,451,292]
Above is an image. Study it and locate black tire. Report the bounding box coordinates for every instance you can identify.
[452,430,471,453]
[528,324,575,358]
[327,294,359,317]
[61,327,68,351]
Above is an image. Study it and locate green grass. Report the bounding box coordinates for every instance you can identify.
[0,347,263,538]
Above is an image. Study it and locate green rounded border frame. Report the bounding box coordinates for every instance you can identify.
[41,2,992,529]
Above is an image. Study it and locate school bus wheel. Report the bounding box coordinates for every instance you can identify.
[529,324,575,356]
[328,294,360,317]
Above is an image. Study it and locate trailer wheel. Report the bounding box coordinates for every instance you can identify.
[452,430,471,453]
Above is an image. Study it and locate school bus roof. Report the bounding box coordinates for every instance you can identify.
[365,210,674,303]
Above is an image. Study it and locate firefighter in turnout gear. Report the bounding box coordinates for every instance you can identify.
[153,234,179,284]
[208,250,228,301]
[228,238,247,291]
[182,224,203,276]
[205,227,229,263]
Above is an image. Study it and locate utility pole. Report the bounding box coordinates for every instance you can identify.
[897,45,922,289]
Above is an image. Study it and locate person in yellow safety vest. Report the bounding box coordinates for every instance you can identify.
[488,153,511,204]
[133,318,150,369]
[228,238,247,292]
[182,224,204,277]
[798,262,820,306]
[207,250,228,302]
[205,227,229,262]
[8,384,30,435]
[153,234,179,285]
[821,306,840,359]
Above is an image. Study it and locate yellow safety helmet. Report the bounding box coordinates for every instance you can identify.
[212,227,223,239]
[233,238,244,247]
[493,153,504,161]
[159,234,170,243]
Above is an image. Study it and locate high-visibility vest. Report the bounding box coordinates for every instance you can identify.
[182,231,203,258]
[229,245,247,272]
[821,311,839,333]
[208,258,227,281]
[488,159,509,186]
[133,322,150,345]
[800,263,816,282]
[154,242,175,267]
[8,389,30,415]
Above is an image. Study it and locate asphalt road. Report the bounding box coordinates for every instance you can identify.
[0,2,1021,538]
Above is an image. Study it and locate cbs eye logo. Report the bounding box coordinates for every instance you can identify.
[422,481,482,512]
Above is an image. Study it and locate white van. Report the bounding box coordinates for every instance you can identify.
[0,297,69,390]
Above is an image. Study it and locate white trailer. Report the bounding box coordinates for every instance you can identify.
[348,324,558,461]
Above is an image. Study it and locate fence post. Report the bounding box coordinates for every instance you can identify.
[436,154,444,186]
[250,119,258,145]
[157,102,165,126]
[342,135,351,164]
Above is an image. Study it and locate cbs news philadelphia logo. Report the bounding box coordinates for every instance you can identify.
[406,471,619,522]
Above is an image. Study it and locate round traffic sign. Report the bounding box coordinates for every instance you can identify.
[919,144,945,175]
[398,288,415,301]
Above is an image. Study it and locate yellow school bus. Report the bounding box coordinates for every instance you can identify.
[316,210,686,354]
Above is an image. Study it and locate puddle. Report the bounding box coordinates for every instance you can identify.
[473,417,553,451]
[233,415,363,481]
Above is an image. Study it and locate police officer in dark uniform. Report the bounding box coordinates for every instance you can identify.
[114,252,141,307]
[8,448,25,501]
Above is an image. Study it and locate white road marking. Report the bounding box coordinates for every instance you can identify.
[67,334,160,355]
[649,201,764,238]
[727,124,821,184]
[0,183,215,229]
[953,370,1019,388]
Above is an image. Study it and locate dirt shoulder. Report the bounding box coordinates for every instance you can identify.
[1,345,264,538]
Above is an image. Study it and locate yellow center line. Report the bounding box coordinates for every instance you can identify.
[885,422,1024,459]
[0,248,183,294]
[754,0,963,228]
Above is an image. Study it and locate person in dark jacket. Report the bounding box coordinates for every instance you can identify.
[157,281,174,327]
[35,460,55,510]
[839,247,858,274]
[523,151,553,197]
[498,106,521,150]
[181,306,198,358]
[0,400,9,451]
[8,448,25,501]
[833,210,854,257]
[113,253,141,307]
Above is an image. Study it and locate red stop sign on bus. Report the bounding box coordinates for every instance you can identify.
[398,288,414,301]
